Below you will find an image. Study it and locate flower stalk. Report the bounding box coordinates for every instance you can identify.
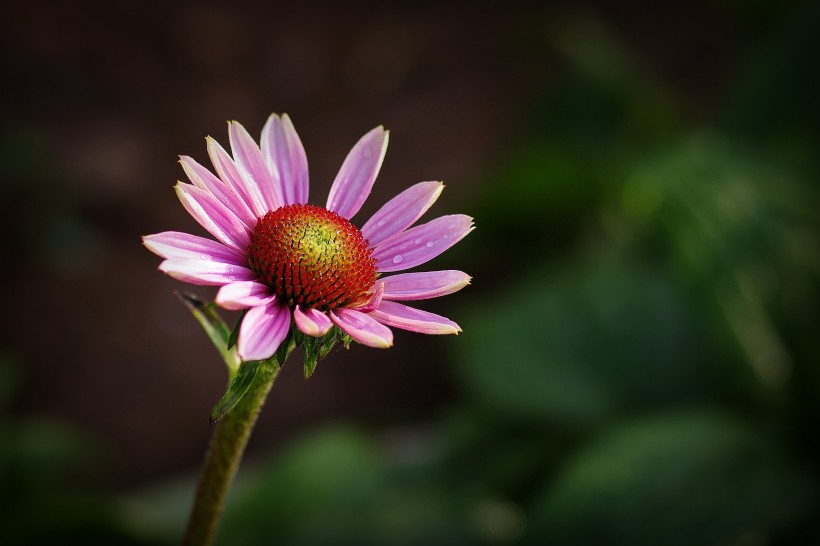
[182,351,289,546]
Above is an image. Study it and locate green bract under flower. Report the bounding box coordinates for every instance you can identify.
[248,204,378,311]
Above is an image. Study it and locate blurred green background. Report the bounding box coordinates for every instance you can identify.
[2,1,820,545]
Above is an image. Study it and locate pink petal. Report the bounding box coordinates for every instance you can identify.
[293,306,333,337]
[369,300,461,335]
[261,113,309,205]
[229,121,282,211]
[158,258,256,286]
[361,182,444,246]
[372,214,474,273]
[381,270,471,301]
[355,282,384,313]
[238,301,291,361]
[326,127,389,219]
[330,308,393,348]
[142,231,246,265]
[216,281,275,310]
[207,136,269,217]
[179,155,256,228]
[175,183,251,250]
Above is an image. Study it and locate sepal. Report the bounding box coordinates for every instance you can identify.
[301,327,342,378]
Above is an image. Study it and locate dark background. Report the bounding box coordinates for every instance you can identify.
[2,1,819,545]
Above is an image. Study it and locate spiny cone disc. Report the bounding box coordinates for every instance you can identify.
[248,204,377,310]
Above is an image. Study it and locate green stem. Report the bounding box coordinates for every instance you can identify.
[182,354,285,546]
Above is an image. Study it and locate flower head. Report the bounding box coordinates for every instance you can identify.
[144,114,473,361]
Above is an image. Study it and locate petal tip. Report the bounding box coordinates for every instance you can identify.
[142,235,160,255]
[229,119,247,131]
[443,324,462,335]
[173,181,193,198]
[142,233,159,248]
[369,125,389,141]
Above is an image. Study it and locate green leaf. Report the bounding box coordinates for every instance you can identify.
[227,310,247,351]
[209,360,261,424]
[177,291,240,378]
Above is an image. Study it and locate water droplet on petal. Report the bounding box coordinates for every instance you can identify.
[392,255,404,264]
[414,238,422,245]
[426,241,434,248]
[200,254,209,260]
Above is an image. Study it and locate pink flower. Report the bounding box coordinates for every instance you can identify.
[144,114,473,361]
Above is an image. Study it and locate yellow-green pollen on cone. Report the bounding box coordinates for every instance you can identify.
[248,204,378,311]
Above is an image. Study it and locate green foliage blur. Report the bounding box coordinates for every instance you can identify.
[3,3,820,545]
